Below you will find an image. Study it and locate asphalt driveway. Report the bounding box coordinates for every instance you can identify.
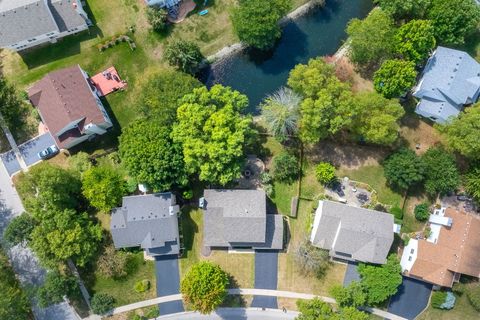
[251,250,278,309]
[387,277,432,320]
[343,262,361,287]
[155,255,184,315]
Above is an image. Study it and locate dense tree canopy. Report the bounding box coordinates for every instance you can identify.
[146,6,168,32]
[138,71,202,122]
[330,281,367,308]
[3,213,36,246]
[414,203,430,221]
[464,166,480,202]
[295,298,369,320]
[0,247,32,320]
[439,105,480,159]
[358,254,402,305]
[394,19,436,63]
[231,0,291,50]
[30,209,102,268]
[37,271,78,308]
[374,59,417,98]
[346,8,396,70]
[82,165,125,212]
[0,77,24,132]
[172,85,253,185]
[351,92,405,145]
[119,119,188,191]
[421,147,460,196]
[374,0,430,20]
[273,152,300,183]
[383,148,425,190]
[16,163,81,217]
[260,87,300,142]
[164,39,204,74]
[180,262,229,314]
[91,293,115,315]
[427,0,480,45]
[288,58,354,143]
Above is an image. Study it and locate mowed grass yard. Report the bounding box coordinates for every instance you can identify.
[418,293,480,320]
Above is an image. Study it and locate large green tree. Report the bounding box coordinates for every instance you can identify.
[374,59,417,98]
[30,209,102,268]
[16,163,81,217]
[180,262,229,314]
[172,85,253,185]
[119,119,188,191]
[358,254,402,305]
[383,148,425,190]
[0,247,32,320]
[422,147,460,196]
[231,0,291,50]
[439,105,480,159]
[288,58,354,144]
[3,213,36,246]
[82,165,125,212]
[330,281,367,308]
[138,71,201,122]
[164,39,204,74]
[374,0,430,20]
[260,87,300,142]
[296,298,333,320]
[394,19,436,63]
[351,92,405,145]
[0,77,25,132]
[346,8,396,70]
[37,271,78,308]
[427,0,480,45]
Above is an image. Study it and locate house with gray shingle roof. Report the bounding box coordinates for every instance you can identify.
[202,189,284,250]
[110,193,181,257]
[310,200,394,264]
[413,46,480,124]
[0,0,90,52]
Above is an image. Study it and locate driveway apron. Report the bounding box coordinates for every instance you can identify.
[251,250,279,309]
[387,277,432,320]
[155,255,184,315]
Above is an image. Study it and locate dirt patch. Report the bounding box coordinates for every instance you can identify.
[400,114,443,155]
[304,140,388,170]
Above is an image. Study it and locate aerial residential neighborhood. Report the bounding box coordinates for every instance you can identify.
[1,1,480,320]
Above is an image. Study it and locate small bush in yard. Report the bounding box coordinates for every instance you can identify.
[390,206,403,220]
[452,282,467,295]
[414,203,430,221]
[431,291,447,308]
[273,153,299,183]
[134,279,150,293]
[91,293,115,315]
[146,7,168,32]
[467,284,480,311]
[315,162,336,185]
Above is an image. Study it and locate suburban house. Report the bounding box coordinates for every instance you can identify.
[110,193,181,258]
[400,207,480,288]
[413,46,480,124]
[201,189,284,250]
[310,200,394,264]
[0,0,90,52]
[28,65,113,149]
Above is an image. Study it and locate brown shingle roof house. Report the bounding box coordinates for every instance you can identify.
[28,65,112,149]
[400,208,480,287]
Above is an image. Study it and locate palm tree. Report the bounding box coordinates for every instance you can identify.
[260,87,301,142]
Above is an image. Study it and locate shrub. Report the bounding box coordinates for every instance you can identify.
[96,246,130,278]
[182,190,193,200]
[431,291,448,309]
[294,241,330,278]
[91,293,115,315]
[414,203,430,221]
[315,162,336,185]
[37,271,78,308]
[3,213,35,245]
[134,279,150,293]
[273,153,299,183]
[467,284,480,311]
[164,39,204,74]
[146,7,168,32]
[390,206,403,220]
[260,172,273,185]
[452,282,467,295]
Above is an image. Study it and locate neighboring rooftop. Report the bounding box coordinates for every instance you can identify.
[202,189,283,250]
[310,200,394,264]
[110,193,181,257]
[413,46,480,123]
[402,208,480,287]
[28,65,107,148]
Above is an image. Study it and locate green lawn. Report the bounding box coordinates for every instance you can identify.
[87,251,156,307]
[338,165,404,207]
[418,293,479,320]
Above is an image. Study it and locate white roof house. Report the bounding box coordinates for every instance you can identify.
[413,46,480,124]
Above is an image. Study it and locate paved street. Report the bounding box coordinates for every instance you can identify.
[155,255,184,315]
[387,277,432,320]
[0,162,79,320]
[251,250,279,309]
[157,308,299,320]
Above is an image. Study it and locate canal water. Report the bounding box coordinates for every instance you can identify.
[203,0,373,113]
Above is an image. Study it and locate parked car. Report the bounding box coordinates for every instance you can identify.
[37,145,59,160]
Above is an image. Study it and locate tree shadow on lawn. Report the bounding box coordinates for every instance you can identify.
[179,207,199,259]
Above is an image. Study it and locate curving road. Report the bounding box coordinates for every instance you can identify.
[156,308,299,320]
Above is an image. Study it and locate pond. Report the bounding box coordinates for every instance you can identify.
[203,0,373,113]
